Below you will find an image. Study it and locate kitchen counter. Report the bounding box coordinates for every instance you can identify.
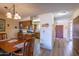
[17,33,33,40]
[17,32,40,39]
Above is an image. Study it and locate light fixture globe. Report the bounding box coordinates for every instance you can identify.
[5,4,21,20]
[6,12,12,19]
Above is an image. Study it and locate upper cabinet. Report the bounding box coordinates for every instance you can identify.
[19,20,32,29]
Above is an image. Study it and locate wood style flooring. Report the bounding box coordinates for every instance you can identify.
[40,39,74,56]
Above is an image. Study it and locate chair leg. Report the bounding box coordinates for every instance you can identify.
[10,52,13,56]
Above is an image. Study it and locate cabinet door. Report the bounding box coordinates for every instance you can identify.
[19,20,32,29]
[17,33,23,39]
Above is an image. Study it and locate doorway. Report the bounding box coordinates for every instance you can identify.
[55,25,63,39]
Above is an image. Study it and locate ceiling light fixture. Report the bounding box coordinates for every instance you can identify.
[55,11,69,17]
[57,12,69,16]
[4,4,21,19]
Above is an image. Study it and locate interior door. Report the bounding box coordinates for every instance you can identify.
[55,25,63,38]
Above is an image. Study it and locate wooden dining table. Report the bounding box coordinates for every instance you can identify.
[0,39,27,53]
[0,33,34,56]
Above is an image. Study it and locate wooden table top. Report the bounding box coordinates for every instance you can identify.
[0,39,27,53]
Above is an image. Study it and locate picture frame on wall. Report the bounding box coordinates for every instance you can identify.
[0,19,5,32]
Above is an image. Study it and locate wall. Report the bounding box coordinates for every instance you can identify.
[6,19,19,39]
[39,13,54,50]
[71,9,79,20]
[0,15,19,39]
[69,9,79,40]
[20,16,31,21]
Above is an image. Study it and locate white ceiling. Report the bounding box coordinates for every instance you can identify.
[0,3,79,19]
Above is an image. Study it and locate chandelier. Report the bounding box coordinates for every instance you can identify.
[4,4,21,19]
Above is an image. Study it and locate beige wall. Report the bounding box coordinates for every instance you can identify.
[6,19,19,39]
[0,15,19,39]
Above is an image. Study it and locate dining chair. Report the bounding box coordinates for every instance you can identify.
[24,38,34,56]
[0,33,7,40]
[12,38,34,56]
[12,40,28,56]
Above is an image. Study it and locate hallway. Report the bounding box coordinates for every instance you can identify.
[40,39,73,56]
